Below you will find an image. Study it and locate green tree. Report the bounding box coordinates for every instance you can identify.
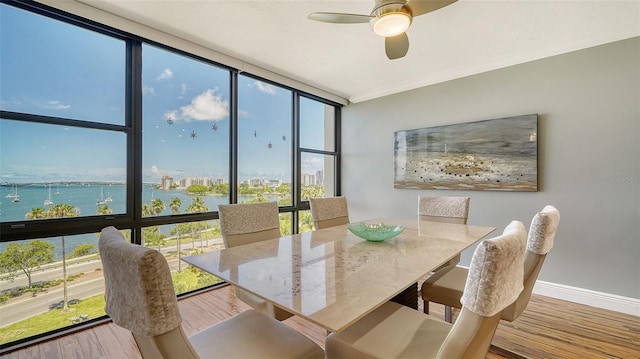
[299,211,315,232]
[169,197,182,215]
[0,240,55,288]
[97,204,112,215]
[186,184,208,195]
[301,185,325,200]
[24,207,47,220]
[151,198,165,216]
[210,183,229,195]
[238,183,256,195]
[186,196,208,214]
[47,203,80,218]
[69,243,96,258]
[169,197,183,270]
[143,227,165,251]
[44,203,79,310]
[186,197,209,250]
[275,183,291,197]
[280,215,292,236]
[142,203,153,217]
[142,201,164,250]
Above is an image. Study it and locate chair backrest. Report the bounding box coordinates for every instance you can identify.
[309,196,349,229]
[99,226,199,359]
[437,220,527,359]
[502,205,560,321]
[417,196,470,224]
[218,202,281,248]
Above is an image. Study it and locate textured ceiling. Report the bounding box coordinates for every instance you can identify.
[48,0,640,103]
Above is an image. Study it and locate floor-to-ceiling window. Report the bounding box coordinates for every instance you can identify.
[0,1,341,351]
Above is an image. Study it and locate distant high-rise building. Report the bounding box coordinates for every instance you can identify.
[265,179,282,188]
[248,177,265,187]
[302,173,315,186]
[315,170,324,185]
[161,175,173,190]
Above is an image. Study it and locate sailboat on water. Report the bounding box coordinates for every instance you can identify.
[6,185,20,202]
[6,185,18,198]
[96,186,107,205]
[104,184,113,203]
[44,184,53,206]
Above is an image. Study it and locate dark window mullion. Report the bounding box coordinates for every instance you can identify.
[291,92,300,233]
[128,40,143,244]
[229,70,239,205]
[335,106,342,196]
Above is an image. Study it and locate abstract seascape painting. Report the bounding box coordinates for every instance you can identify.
[394,114,538,191]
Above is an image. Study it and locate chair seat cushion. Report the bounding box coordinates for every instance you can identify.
[421,266,468,309]
[326,301,452,359]
[189,309,324,359]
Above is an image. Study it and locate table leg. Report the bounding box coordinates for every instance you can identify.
[389,282,419,310]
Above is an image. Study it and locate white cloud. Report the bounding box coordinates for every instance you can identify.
[163,88,229,122]
[142,85,156,96]
[150,165,161,177]
[45,101,71,110]
[251,81,276,95]
[180,83,187,95]
[157,68,173,80]
[302,156,324,173]
[239,109,251,118]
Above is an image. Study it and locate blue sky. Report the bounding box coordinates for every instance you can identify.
[0,4,327,184]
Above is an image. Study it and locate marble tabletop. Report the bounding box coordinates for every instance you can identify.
[183,218,495,332]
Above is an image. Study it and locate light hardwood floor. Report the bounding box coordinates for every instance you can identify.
[2,284,639,359]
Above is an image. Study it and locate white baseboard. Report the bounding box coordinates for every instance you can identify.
[533,280,640,317]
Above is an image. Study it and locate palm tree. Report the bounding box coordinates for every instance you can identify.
[186,197,209,250]
[169,197,182,215]
[169,197,183,271]
[141,203,162,249]
[97,204,112,215]
[151,198,165,216]
[299,211,315,232]
[25,207,47,220]
[40,203,79,311]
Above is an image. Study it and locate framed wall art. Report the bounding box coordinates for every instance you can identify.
[394,114,538,191]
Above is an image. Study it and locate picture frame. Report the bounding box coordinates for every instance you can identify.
[394,114,538,191]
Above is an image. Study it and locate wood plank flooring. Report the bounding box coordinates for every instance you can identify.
[2,284,639,359]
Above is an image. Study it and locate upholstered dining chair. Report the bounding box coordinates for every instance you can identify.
[325,220,527,359]
[218,201,294,321]
[417,195,471,317]
[418,195,471,224]
[309,196,349,230]
[98,226,324,359]
[422,205,560,323]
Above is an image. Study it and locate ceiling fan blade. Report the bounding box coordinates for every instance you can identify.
[385,32,409,60]
[406,0,458,17]
[308,12,373,24]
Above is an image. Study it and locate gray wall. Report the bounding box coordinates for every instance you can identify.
[341,37,639,299]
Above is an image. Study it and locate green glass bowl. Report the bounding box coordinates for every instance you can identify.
[347,222,404,242]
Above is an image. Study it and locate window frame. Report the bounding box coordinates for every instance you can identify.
[0,0,341,350]
[0,1,342,242]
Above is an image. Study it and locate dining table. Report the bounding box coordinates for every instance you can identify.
[183,218,495,333]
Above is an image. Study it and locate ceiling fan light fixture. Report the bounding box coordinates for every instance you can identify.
[371,11,411,37]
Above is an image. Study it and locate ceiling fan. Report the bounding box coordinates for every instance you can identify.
[308,0,458,60]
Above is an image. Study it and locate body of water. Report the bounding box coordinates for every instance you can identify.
[0,183,265,260]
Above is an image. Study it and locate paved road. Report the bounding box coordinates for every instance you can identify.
[0,255,208,327]
[0,277,105,327]
[0,238,224,328]
[0,259,102,292]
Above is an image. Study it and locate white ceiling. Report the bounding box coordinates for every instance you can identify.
[53,0,640,104]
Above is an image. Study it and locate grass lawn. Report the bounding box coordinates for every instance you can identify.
[0,294,106,345]
[0,267,222,345]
